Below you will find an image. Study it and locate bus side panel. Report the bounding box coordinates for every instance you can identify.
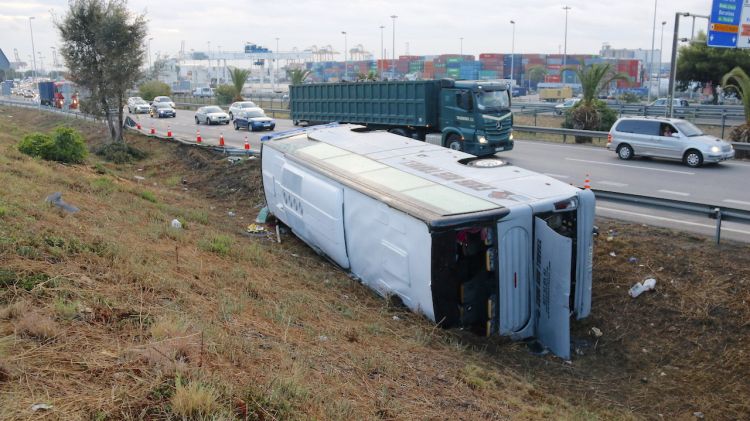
[261,147,287,223]
[497,206,535,339]
[574,189,595,319]
[343,189,435,321]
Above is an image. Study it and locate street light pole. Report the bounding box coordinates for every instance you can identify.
[510,20,516,89]
[379,25,385,77]
[28,17,37,82]
[460,37,463,56]
[391,15,398,78]
[147,37,153,75]
[275,37,279,89]
[658,21,666,97]
[562,6,571,67]
[647,0,658,103]
[341,31,348,80]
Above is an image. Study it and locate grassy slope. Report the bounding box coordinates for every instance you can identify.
[0,108,596,419]
[1,107,749,420]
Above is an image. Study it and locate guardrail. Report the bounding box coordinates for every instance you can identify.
[591,188,750,244]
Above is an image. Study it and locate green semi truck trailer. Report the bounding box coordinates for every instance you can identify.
[289,79,513,156]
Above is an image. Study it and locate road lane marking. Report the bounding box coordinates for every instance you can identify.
[543,173,569,179]
[597,206,750,236]
[565,158,695,175]
[598,181,628,187]
[658,190,690,197]
[515,140,610,152]
[724,199,750,206]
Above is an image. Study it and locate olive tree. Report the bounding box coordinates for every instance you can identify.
[57,0,147,143]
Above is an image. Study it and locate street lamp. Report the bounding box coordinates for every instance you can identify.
[51,46,57,69]
[658,21,666,97]
[341,31,348,80]
[379,25,385,76]
[275,37,279,89]
[391,15,398,78]
[147,37,153,74]
[460,37,463,56]
[28,17,37,82]
[562,6,571,67]
[647,0,658,102]
[38,52,44,76]
[510,20,516,88]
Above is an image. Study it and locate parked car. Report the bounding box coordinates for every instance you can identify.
[192,87,214,98]
[227,101,258,120]
[554,98,581,115]
[127,97,150,114]
[233,107,275,131]
[151,96,175,108]
[195,106,230,125]
[649,98,689,108]
[607,116,734,168]
[150,102,176,118]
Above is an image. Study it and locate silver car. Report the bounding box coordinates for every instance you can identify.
[607,117,735,168]
[227,101,258,120]
[195,106,230,125]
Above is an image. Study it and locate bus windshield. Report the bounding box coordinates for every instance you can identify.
[476,90,510,111]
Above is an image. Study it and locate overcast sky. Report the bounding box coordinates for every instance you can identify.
[1,0,714,65]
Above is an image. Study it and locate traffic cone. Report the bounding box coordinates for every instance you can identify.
[196,129,202,144]
[149,126,155,137]
[166,125,173,139]
[584,174,591,189]
[219,133,225,147]
[244,136,250,154]
[136,122,141,130]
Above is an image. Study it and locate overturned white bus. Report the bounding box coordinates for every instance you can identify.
[260,125,595,359]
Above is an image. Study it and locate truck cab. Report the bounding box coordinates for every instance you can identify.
[439,81,514,156]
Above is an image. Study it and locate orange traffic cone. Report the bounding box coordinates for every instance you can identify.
[166,125,173,139]
[584,174,591,189]
[196,129,202,144]
[219,133,225,147]
[136,122,141,130]
[244,136,250,154]
[149,126,155,136]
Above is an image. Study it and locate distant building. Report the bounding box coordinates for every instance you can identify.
[0,48,10,71]
[600,43,664,68]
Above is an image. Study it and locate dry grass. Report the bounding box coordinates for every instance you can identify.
[0,106,748,420]
[14,312,59,341]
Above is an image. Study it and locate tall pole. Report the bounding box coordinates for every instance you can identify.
[667,12,682,118]
[460,37,463,56]
[341,31,348,80]
[275,37,279,89]
[147,37,153,76]
[391,15,398,78]
[647,0,658,103]
[562,6,571,67]
[510,20,516,88]
[379,25,385,77]
[28,17,37,82]
[658,21,666,98]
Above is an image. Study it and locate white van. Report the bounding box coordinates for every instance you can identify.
[260,125,596,359]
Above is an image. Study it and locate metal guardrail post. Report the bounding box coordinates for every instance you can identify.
[533,108,537,126]
[721,113,727,139]
[714,207,722,244]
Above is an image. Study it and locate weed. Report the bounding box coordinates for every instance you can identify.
[219,294,245,322]
[199,234,232,256]
[15,313,59,341]
[95,142,146,164]
[150,315,189,340]
[17,273,50,291]
[171,376,218,419]
[44,235,65,248]
[0,269,17,288]
[16,245,40,259]
[140,190,158,203]
[0,206,6,217]
[460,363,498,390]
[93,162,108,174]
[186,210,209,225]
[90,177,116,196]
[241,243,267,267]
[0,301,27,320]
[54,298,79,320]
[164,175,182,187]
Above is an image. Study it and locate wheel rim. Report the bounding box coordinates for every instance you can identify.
[619,147,631,159]
[687,153,700,166]
[449,141,461,151]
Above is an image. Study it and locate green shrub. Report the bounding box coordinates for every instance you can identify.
[138,80,172,101]
[140,190,158,203]
[199,234,232,256]
[18,133,53,157]
[95,142,146,164]
[214,84,235,105]
[18,127,88,164]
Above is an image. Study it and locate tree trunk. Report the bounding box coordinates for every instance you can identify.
[100,96,117,142]
[116,92,124,142]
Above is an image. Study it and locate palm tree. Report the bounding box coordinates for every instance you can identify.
[721,66,750,158]
[562,63,629,143]
[228,68,250,101]
[288,68,311,85]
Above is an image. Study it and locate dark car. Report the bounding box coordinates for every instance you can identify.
[150,102,176,118]
[233,107,275,131]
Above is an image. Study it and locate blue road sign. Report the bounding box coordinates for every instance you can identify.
[708,0,743,48]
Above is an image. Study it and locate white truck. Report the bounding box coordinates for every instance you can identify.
[260,124,595,359]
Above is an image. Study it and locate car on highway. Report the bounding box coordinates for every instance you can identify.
[227,101,258,120]
[233,107,275,131]
[150,102,176,118]
[127,97,150,114]
[554,98,581,115]
[607,116,735,168]
[195,106,230,125]
[649,98,689,108]
[192,87,214,98]
[151,96,175,108]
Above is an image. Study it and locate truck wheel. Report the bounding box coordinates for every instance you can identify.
[293,120,299,126]
[446,134,463,151]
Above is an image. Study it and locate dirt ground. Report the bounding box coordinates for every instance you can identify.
[0,107,749,420]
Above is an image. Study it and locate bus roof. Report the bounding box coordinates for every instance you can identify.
[263,125,579,221]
